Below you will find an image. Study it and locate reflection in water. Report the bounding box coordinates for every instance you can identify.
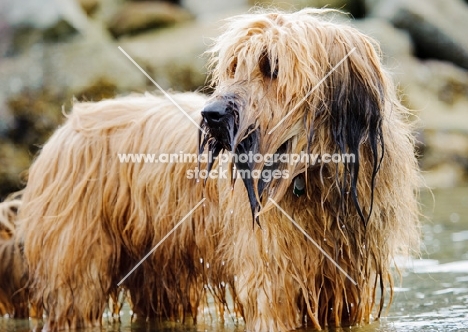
[1,188,468,331]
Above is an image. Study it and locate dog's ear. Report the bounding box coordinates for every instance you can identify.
[326,43,385,227]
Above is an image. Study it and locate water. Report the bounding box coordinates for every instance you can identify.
[1,188,467,331]
[381,187,468,331]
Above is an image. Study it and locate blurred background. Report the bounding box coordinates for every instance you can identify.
[1,0,468,330]
[0,0,468,198]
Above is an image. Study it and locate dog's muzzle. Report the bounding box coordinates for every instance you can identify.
[200,98,239,151]
[200,96,262,225]
[201,100,228,124]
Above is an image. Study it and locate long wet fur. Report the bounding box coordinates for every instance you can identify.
[200,8,420,331]
[0,193,29,318]
[17,8,419,332]
[17,92,220,330]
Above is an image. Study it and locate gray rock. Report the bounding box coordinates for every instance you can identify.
[0,33,147,148]
[42,39,148,94]
[0,44,46,139]
[393,59,468,132]
[108,2,193,38]
[369,0,468,70]
[0,37,147,98]
[248,0,366,18]
[4,0,87,30]
[0,2,13,58]
[183,0,248,20]
[422,162,466,189]
[423,131,468,165]
[391,58,468,188]
[0,24,148,197]
[353,18,414,61]
[118,19,219,91]
[2,0,89,55]
[0,140,30,198]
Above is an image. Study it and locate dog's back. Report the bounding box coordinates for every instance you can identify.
[17,92,222,329]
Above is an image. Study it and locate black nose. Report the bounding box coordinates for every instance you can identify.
[201,100,227,122]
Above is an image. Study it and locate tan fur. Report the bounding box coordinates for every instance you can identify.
[0,193,29,318]
[17,8,419,332]
[0,193,21,240]
[18,92,221,330]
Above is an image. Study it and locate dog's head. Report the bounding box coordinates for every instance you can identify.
[200,9,390,225]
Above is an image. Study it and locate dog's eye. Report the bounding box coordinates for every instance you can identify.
[259,53,278,79]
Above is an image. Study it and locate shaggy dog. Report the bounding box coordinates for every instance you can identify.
[0,193,29,318]
[17,8,419,331]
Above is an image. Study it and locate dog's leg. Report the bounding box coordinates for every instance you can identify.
[217,182,303,332]
[231,230,303,331]
[38,232,116,330]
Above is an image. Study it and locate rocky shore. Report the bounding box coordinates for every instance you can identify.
[1,0,467,199]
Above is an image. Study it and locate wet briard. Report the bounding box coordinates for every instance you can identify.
[17,8,420,331]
